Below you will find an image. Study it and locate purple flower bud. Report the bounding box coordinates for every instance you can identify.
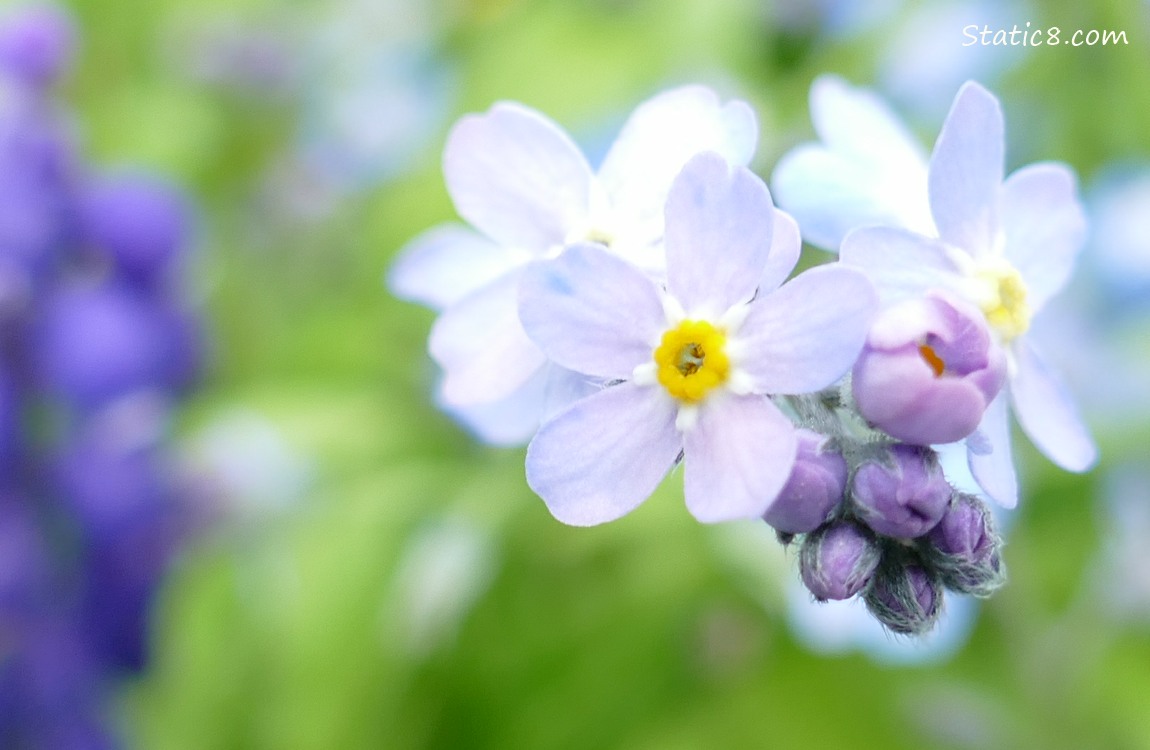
[33,282,194,408]
[79,174,191,286]
[852,292,1006,445]
[924,493,1005,596]
[799,521,881,601]
[864,562,943,636]
[852,444,951,539]
[0,5,75,88]
[763,429,847,534]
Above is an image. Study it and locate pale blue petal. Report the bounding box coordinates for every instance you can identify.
[966,393,1018,508]
[444,103,593,251]
[442,365,549,446]
[1001,163,1087,312]
[772,76,932,251]
[810,75,928,171]
[928,82,1004,255]
[444,364,600,447]
[664,153,774,315]
[840,226,968,306]
[519,244,665,380]
[683,393,797,522]
[542,365,603,423]
[389,224,529,310]
[598,85,757,236]
[738,265,877,394]
[759,208,801,294]
[526,383,680,526]
[1010,339,1098,472]
[429,269,547,405]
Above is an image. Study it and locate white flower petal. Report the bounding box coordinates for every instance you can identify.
[1010,339,1098,472]
[598,85,757,240]
[444,102,593,250]
[839,226,968,306]
[1000,162,1087,312]
[664,153,774,314]
[519,244,665,380]
[760,208,802,294]
[389,224,529,310]
[966,392,1018,508]
[683,393,797,522]
[928,81,1004,255]
[738,265,877,394]
[526,383,680,526]
[429,269,546,405]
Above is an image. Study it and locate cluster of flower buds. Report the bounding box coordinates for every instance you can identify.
[393,74,1095,636]
[768,397,1005,635]
[0,7,202,746]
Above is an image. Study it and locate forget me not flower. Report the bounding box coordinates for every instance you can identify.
[518,152,875,525]
[774,77,1096,506]
[390,86,757,444]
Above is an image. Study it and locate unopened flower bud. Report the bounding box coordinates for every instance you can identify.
[923,493,1006,596]
[763,429,847,534]
[865,561,943,636]
[852,444,950,539]
[799,521,881,601]
[852,292,1006,445]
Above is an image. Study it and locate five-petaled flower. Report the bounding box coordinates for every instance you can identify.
[389,87,758,445]
[774,77,1096,507]
[518,152,876,525]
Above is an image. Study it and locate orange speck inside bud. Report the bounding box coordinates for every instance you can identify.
[919,344,945,377]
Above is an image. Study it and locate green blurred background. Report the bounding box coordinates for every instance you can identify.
[50,0,1150,746]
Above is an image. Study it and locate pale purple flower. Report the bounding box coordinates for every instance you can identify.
[852,291,1006,445]
[762,428,847,534]
[518,152,875,525]
[777,78,1096,506]
[389,86,758,444]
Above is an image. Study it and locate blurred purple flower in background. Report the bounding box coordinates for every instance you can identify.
[0,5,205,746]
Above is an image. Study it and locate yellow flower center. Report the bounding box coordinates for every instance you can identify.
[653,320,730,402]
[974,261,1031,343]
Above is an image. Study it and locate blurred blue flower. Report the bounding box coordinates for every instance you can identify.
[0,5,205,746]
[77,174,192,290]
[296,0,454,189]
[0,4,74,90]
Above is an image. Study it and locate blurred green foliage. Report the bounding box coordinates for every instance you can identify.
[52,0,1150,746]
